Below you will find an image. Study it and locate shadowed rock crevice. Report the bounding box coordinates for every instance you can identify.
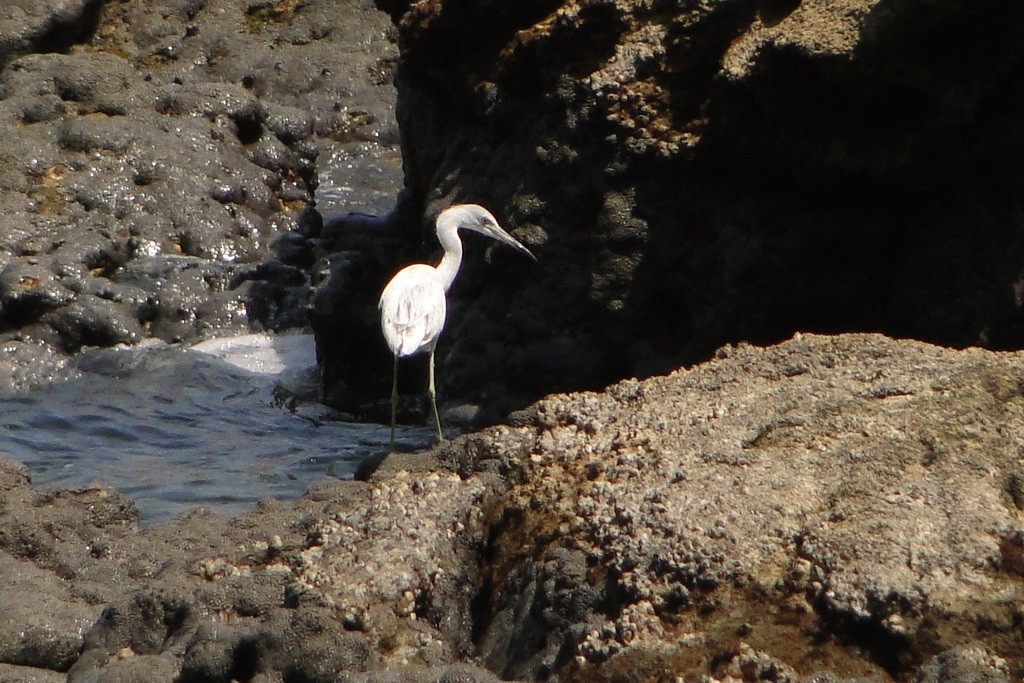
[318,0,1024,423]
[388,0,566,90]
[35,0,105,57]
[0,0,106,67]
[759,0,802,27]
[447,335,1024,680]
[810,590,920,676]
[499,2,630,89]
[226,636,260,682]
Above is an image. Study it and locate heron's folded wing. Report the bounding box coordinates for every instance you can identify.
[379,265,447,357]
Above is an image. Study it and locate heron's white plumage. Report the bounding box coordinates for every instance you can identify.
[379,263,446,357]
[379,203,535,446]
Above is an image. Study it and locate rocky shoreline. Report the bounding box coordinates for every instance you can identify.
[0,0,398,394]
[2,0,1024,681]
[1,333,1021,681]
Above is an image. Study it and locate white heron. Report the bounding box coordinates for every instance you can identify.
[379,204,536,447]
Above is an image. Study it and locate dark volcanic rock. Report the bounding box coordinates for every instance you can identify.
[0,449,498,681]
[0,0,104,66]
[0,0,398,386]
[0,48,305,348]
[317,0,1024,422]
[308,210,410,417]
[40,294,145,351]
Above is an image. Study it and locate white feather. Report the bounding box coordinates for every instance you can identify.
[379,263,447,357]
[378,204,535,445]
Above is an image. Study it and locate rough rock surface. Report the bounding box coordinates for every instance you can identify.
[456,333,1024,681]
[3,2,1024,682]
[316,0,1024,421]
[0,0,398,393]
[0,452,499,682]
[3,333,1021,680]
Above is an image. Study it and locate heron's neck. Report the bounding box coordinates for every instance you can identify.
[435,217,464,292]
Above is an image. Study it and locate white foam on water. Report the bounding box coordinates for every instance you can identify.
[191,331,317,376]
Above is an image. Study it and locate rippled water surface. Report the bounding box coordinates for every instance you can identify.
[2,150,414,523]
[1,333,431,523]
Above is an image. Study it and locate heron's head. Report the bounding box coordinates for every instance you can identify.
[441,203,536,261]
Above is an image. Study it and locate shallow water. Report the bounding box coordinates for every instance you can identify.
[1,149,414,524]
[0,332,432,523]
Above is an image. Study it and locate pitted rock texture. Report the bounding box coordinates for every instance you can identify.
[0,454,499,681]
[318,0,1024,422]
[294,470,492,667]
[445,333,1024,680]
[1,333,1022,680]
[0,0,397,392]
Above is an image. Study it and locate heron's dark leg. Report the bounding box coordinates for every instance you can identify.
[428,348,444,442]
[390,354,399,450]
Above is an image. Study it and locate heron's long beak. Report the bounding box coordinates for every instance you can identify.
[483,224,537,261]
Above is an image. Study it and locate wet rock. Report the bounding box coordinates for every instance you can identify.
[323,0,1024,422]
[40,294,145,351]
[309,248,394,415]
[114,256,250,342]
[0,46,282,347]
[240,260,311,332]
[0,337,74,395]
[0,0,398,385]
[0,262,75,324]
